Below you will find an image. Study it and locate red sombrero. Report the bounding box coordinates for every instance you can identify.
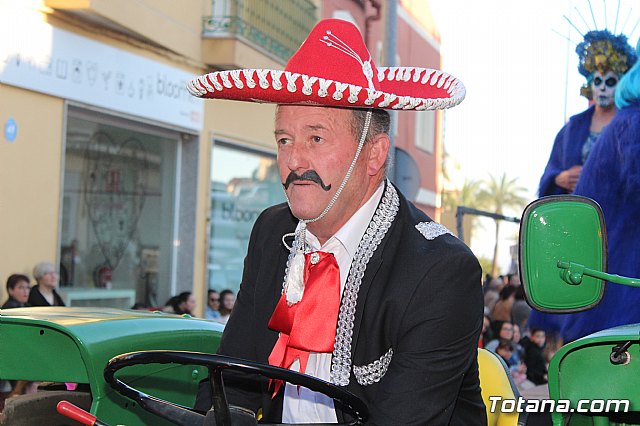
[187,18,465,111]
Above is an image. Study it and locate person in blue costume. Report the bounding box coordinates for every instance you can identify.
[530,29,637,343]
[538,30,637,197]
[557,39,640,342]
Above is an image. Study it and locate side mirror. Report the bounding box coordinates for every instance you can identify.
[518,195,607,313]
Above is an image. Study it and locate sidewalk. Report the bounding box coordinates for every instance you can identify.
[521,384,552,426]
[520,383,550,400]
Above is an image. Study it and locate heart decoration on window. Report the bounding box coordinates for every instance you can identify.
[83,132,148,271]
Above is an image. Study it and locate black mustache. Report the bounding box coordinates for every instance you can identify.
[282,170,332,191]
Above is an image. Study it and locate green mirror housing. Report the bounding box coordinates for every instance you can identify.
[518,195,607,313]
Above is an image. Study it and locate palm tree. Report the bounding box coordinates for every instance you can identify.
[443,178,484,211]
[478,173,528,277]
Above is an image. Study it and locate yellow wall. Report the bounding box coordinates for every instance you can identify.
[0,85,65,296]
[207,100,277,150]
[44,0,210,61]
[201,38,285,70]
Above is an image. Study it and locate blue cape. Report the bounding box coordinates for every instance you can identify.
[538,106,595,197]
[529,103,640,341]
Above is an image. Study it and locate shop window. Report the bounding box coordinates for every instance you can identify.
[60,110,178,308]
[208,142,285,293]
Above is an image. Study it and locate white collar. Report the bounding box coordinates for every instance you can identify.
[302,182,385,258]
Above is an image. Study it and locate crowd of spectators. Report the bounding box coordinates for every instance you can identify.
[159,288,236,324]
[2,260,237,324]
[480,273,549,391]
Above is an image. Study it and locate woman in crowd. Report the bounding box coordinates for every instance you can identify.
[2,274,31,309]
[217,289,235,324]
[485,321,514,353]
[164,291,196,316]
[28,262,65,307]
[205,289,221,320]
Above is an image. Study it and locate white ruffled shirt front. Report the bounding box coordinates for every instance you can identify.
[282,183,384,424]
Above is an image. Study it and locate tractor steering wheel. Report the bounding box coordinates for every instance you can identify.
[104,351,368,426]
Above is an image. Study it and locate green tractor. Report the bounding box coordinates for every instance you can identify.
[0,308,223,425]
[0,307,367,425]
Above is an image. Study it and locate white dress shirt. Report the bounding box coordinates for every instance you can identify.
[282,183,384,423]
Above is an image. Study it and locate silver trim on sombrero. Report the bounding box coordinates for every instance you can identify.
[320,29,376,91]
[415,222,454,240]
[330,181,399,386]
[353,347,394,386]
[186,66,466,110]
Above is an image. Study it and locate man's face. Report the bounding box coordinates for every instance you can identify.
[275,105,369,223]
[592,70,619,107]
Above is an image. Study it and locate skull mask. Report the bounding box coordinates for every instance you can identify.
[591,70,619,107]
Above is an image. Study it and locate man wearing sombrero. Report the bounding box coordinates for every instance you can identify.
[189,19,485,425]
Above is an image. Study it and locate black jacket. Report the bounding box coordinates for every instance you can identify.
[1,297,30,309]
[521,336,548,385]
[28,285,65,307]
[214,185,486,425]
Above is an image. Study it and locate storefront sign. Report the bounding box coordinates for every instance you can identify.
[0,11,203,131]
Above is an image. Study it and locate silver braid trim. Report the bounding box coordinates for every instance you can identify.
[330,181,399,386]
[280,226,306,293]
[415,222,454,240]
[353,347,393,385]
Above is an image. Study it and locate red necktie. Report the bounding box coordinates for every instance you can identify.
[267,251,341,395]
